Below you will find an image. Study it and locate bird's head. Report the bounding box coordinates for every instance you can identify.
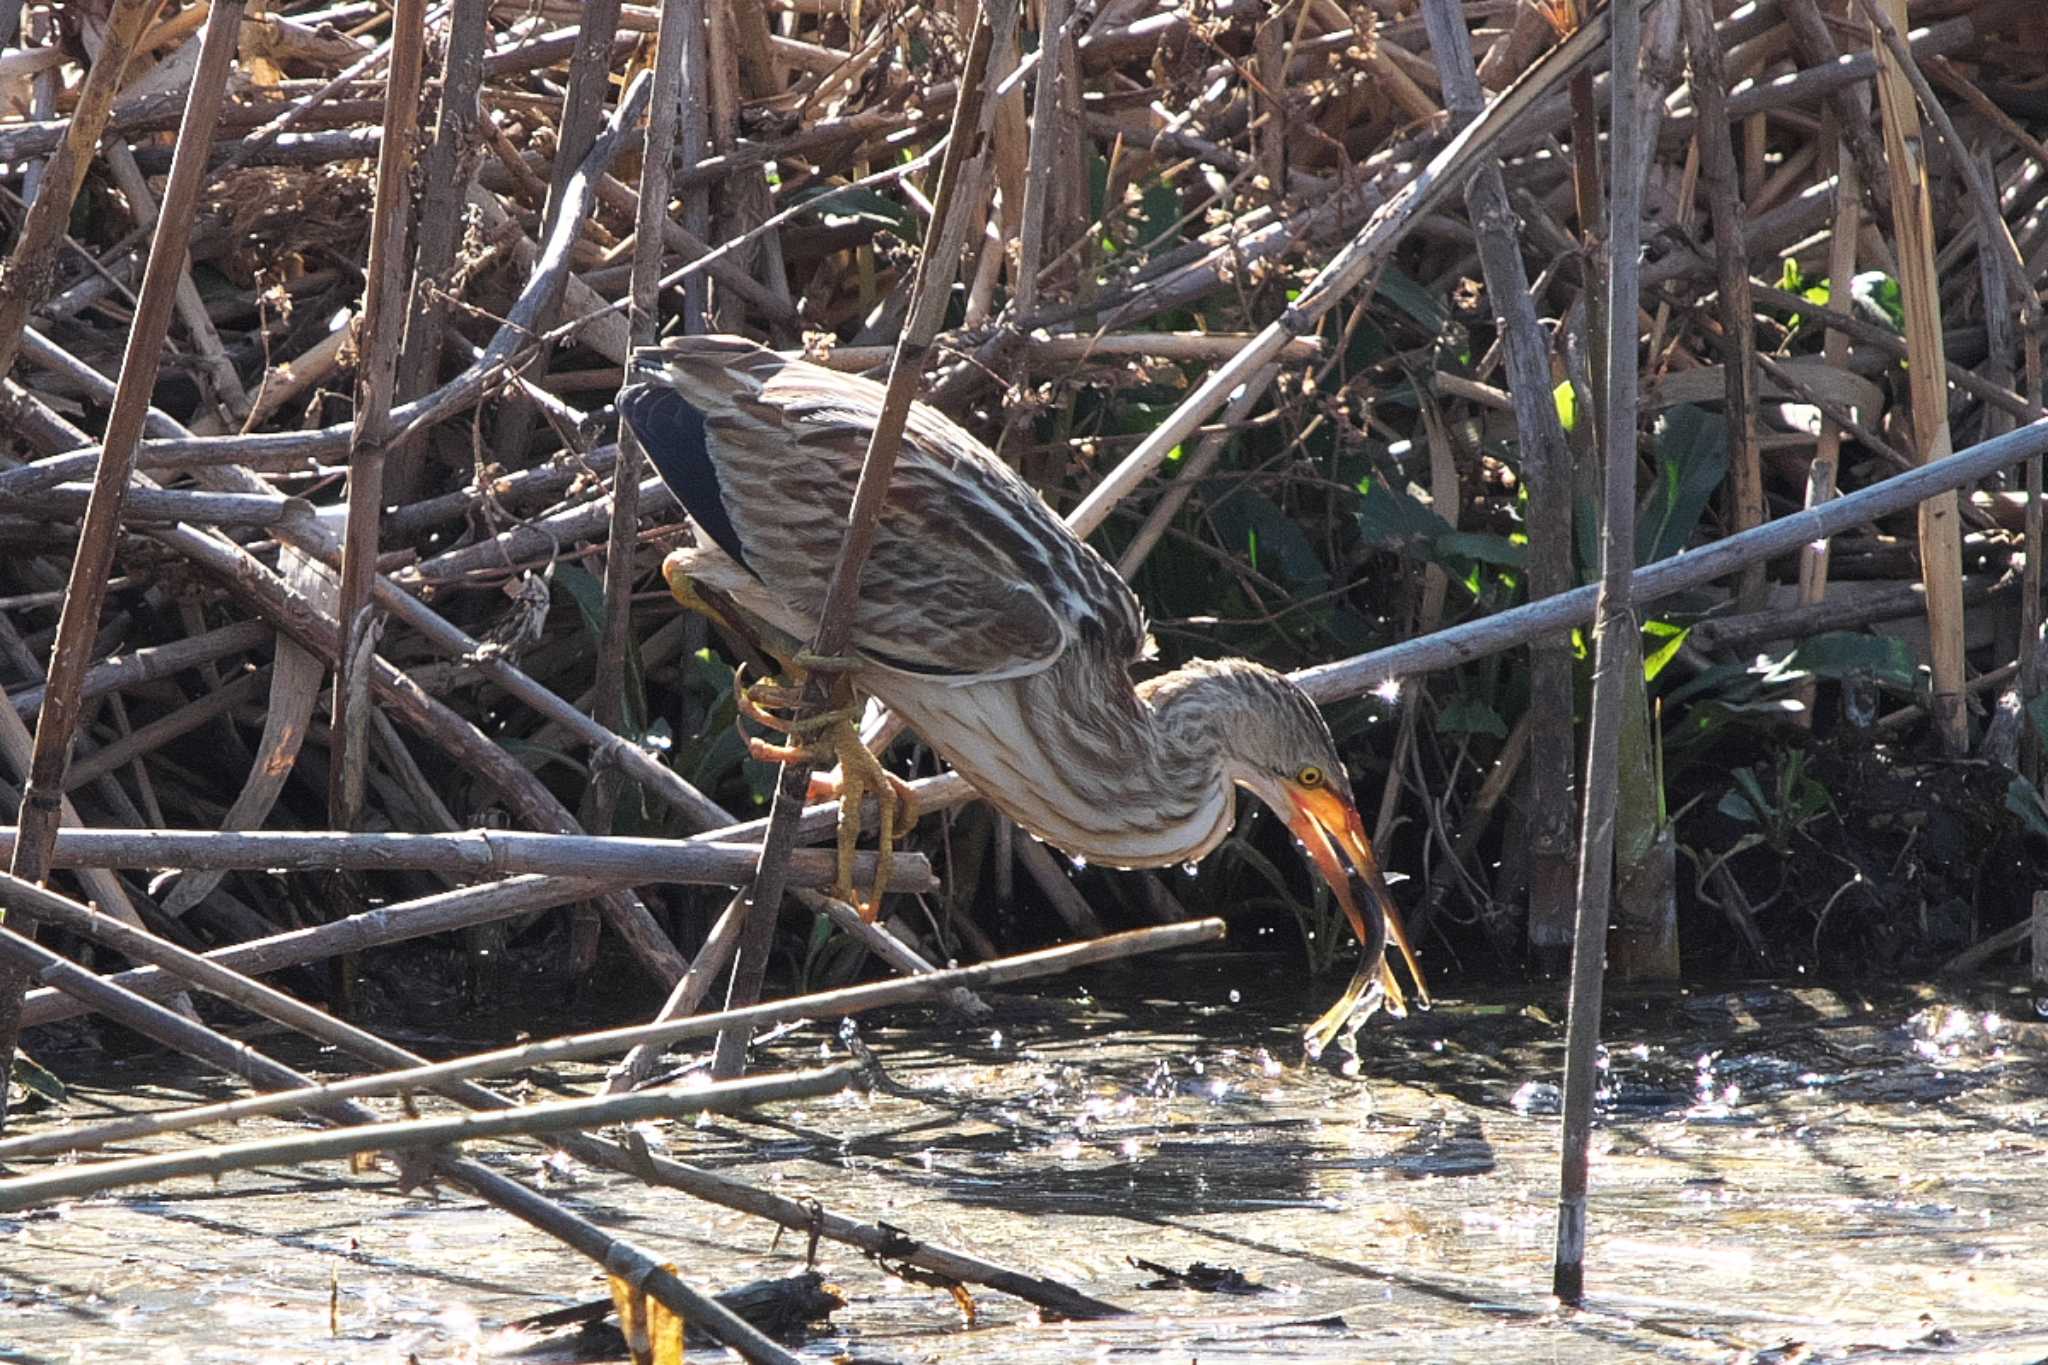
[1143,659,1427,1041]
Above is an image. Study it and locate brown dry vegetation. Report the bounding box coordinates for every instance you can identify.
[1,0,2046,1055]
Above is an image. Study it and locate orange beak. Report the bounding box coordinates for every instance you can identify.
[1282,783,1429,1057]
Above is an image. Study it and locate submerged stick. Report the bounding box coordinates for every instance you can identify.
[0,901,801,1362]
[1555,0,1649,1307]
[0,870,1134,1319]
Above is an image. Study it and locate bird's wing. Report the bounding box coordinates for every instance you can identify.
[624,338,1148,684]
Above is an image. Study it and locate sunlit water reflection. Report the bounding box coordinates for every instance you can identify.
[4,951,2046,1362]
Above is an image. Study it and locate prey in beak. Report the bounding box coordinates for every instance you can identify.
[1281,783,1429,1058]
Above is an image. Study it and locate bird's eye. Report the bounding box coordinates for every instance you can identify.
[1296,765,1324,788]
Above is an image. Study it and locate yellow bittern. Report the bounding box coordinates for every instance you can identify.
[619,336,1426,1053]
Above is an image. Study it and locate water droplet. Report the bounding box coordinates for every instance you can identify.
[1180,861,1200,877]
[1228,989,1241,1004]
[1068,854,1088,871]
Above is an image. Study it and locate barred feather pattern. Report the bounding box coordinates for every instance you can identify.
[622,337,1355,869]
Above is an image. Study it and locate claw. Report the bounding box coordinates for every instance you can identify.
[733,668,914,920]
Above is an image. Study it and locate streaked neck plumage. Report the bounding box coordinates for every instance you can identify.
[881,654,1290,871]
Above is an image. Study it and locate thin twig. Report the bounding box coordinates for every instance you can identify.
[0,0,250,1131]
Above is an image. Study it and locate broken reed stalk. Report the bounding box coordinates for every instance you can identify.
[0,1064,863,1212]
[0,871,1132,1320]
[0,921,1224,1160]
[0,910,805,1363]
[1063,3,1615,543]
[1868,0,1966,757]
[1417,0,1579,983]
[1555,0,1645,1305]
[0,0,156,381]
[330,0,427,830]
[17,874,620,1028]
[1678,0,1764,614]
[0,827,932,887]
[587,0,695,996]
[1296,417,2048,705]
[0,0,249,1132]
[1793,110,1862,726]
[710,0,1017,1079]
[486,0,623,468]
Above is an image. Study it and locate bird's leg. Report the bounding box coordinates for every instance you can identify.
[731,666,913,920]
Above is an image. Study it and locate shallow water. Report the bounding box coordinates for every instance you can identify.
[4,952,2047,1362]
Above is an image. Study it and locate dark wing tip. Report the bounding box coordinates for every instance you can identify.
[618,382,752,576]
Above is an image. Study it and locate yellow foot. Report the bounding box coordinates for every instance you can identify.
[818,713,915,920]
[734,669,913,921]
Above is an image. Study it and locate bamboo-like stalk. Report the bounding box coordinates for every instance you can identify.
[0,0,156,381]
[2,919,1220,1161]
[711,0,1017,1079]
[393,0,490,469]
[0,0,249,1132]
[1556,0,1645,1303]
[0,826,932,886]
[588,0,690,966]
[330,0,428,833]
[0,1063,861,1213]
[0,870,1133,1320]
[1012,0,1072,319]
[1793,112,1863,730]
[1868,0,1967,756]
[1417,0,1578,979]
[1679,0,1764,613]
[0,907,804,1362]
[486,0,625,469]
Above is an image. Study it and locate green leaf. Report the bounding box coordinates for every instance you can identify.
[1642,620,1689,683]
[2007,776,2048,839]
[1438,695,1508,738]
[553,563,603,633]
[1554,379,1579,434]
[1356,476,1453,553]
[1375,265,1449,333]
[1761,632,1918,692]
[1207,487,1329,590]
[1636,403,1728,566]
[1717,786,1761,824]
[1850,271,1905,332]
[553,564,648,736]
[1434,531,1527,570]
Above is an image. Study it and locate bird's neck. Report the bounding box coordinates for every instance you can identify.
[1133,662,1240,796]
[886,658,1239,869]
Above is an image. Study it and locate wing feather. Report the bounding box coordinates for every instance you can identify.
[624,338,1148,685]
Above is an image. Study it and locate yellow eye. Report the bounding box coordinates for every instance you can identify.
[1297,765,1325,788]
